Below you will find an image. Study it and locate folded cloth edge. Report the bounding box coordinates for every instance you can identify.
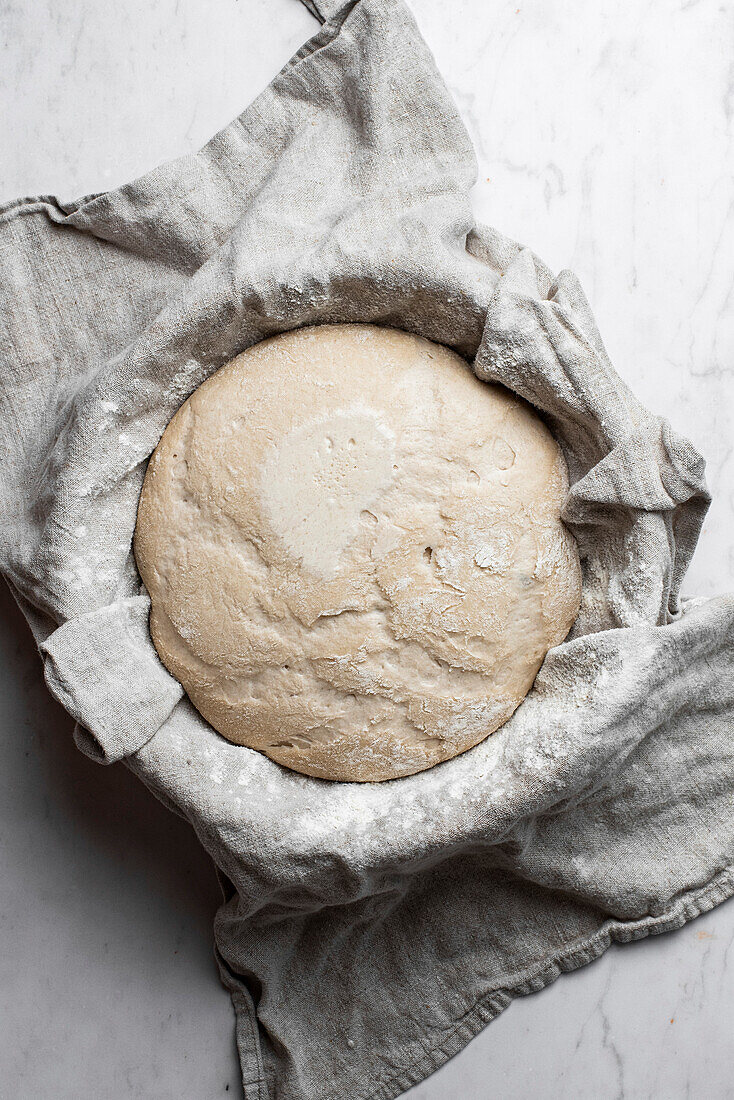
[213,864,734,1100]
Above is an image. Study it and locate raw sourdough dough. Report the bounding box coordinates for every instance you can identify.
[134,324,581,782]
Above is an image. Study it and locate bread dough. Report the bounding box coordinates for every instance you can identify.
[134,324,581,782]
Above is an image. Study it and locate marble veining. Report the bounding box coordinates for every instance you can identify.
[0,1,732,1097]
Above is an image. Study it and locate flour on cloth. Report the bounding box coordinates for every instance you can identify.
[0,1,732,1099]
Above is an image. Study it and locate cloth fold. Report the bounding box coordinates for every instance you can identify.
[40,596,183,763]
[0,1,732,1098]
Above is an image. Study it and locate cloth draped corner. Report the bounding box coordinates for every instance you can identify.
[0,2,732,1098]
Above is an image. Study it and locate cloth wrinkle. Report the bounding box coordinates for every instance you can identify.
[0,1,732,1098]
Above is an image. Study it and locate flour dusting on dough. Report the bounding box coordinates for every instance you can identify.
[133,324,581,782]
[261,407,395,576]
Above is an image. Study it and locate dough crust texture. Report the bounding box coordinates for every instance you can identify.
[134,325,581,782]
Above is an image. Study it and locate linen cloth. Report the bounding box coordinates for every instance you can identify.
[1,1,733,1097]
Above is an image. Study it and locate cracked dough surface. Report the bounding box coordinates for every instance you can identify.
[134,324,581,782]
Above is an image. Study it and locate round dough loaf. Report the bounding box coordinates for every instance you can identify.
[134,324,581,782]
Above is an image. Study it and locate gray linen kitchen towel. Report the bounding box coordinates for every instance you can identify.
[1,1,733,1097]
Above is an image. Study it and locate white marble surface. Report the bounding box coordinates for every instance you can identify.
[1,0,732,1097]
